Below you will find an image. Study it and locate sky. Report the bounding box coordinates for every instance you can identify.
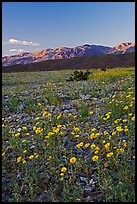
[2,2,135,56]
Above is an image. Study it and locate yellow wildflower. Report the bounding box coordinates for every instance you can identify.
[60,173,64,177]
[119,148,124,152]
[68,113,72,117]
[57,125,62,128]
[29,155,34,159]
[76,142,84,148]
[17,157,22,163]
[22,126,27,130]
[90,133,95,139]
[73,127,80,132]
[106,115,110,119]
[22,160,26,164]
[48,132,54,136]
[70,157,76,164]
[116,126,123,132]
[84,143,90,147]
[95,132,100,137]
[112,131,116,136]
[61,167,67,173]
[90,143,96,148]
[47,156,52,160]
[35,155,39,158]
[60,131,64,135]
[45,136,49,139]
[22,139,26,143]
[116,148,124,153]
[122,119,127,123]
[123,106,129,110]
[124,126,129,132]
[107,152,113,157]
[33,126,37,131]
[71,132,75,135]
[43,111,48,116]
[104,131,109,135]
[92,128,96,132]
[105,112,111,116]
[126,95,132,98]
[35,127,43,134]
[104,162,109,168]
[129,102,133,107]
[95,146,100,151]
[104,143,110,151]
[54,128,60,133]
[2,152,5,157]
[47,113,52,117]
[107,112,111,114]
[15,133,20,137]
[57,114,61,120]
[123,143,127,147]
[38,102,42,106]
[103,117,107,121]
[114,120,118,124]
[89,111,94,114]
[92,155,98,161]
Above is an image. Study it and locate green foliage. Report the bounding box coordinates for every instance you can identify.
[66,69,91,81]
[101,67,106,71]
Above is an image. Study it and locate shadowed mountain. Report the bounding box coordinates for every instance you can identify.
[2,41,135,67]
[2,52,135,73]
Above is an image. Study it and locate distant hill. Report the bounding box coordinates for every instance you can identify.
[2,41,135,67]
[2,52,135,73]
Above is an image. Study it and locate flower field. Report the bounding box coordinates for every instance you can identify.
[2,67,135,202]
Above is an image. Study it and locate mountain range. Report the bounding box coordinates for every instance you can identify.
[2,41,135,67]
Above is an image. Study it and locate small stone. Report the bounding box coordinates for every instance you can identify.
[80,176,88,185]
[89,179,93,184]
[17,128,22,132]
[83,186,95,197]
[33,191,49,202]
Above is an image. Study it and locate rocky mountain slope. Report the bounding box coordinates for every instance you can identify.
[2,52,135,73]
[111,42,135,54]
[2,42,135,67]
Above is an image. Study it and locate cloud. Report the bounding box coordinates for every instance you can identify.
[8,38,40,46]
[9,48,24,52]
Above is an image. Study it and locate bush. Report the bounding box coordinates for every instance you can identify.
[101,67,107,71]
[66,69,91,81]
